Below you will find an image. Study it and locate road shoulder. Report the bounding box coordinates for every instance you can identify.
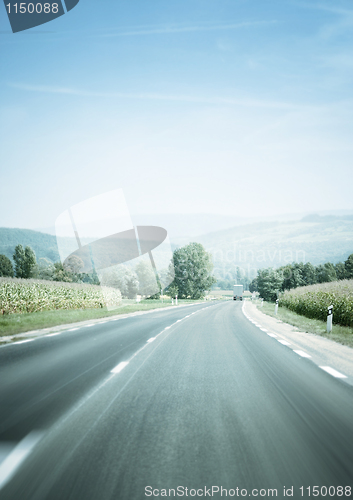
[243,300,353,386]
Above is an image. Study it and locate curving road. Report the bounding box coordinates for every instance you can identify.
[0,301,352,499]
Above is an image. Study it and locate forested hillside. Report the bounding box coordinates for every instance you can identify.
[0,228,60,263]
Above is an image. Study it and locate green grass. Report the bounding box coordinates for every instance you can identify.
[254,300,353,348]
[0,299,205,337]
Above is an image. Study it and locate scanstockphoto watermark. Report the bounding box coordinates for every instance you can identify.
[212,247,306,266]
[145,486,279,497]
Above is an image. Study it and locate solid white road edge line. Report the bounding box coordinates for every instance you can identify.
[319,366,347,379]
[15,339,35,344]
[294,350,311,358]
[0,431,43,490]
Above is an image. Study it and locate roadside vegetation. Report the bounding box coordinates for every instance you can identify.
[254,299,353,348]
[279,280,353,327]
[0,277,122,315]
[249,253,353,301]
[0,298,205,337]
[0,241,218,335]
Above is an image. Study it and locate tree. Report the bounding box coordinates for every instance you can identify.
[0,255,14,277]
[249,277,258,293]
[345,254,353,279]
[302,262,317,286]
[13,244,26,278]
[135,260,159,297]
[13,245,37,279]
[100,265,139,299]
[168,243,216,299]
[316,262,337,283]
[335,262,347,281]
[257,268,283,302]
[23,246,36,278]
[280,262,304,291]
[63,255,84,275]
[35,258,55,280]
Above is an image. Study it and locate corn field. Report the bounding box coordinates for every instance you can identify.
[0,277,122,315]
[279,279,353,327]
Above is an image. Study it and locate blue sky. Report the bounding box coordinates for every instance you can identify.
[1,0,353,229]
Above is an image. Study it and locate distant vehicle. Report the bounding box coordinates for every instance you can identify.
[233,285,243,301]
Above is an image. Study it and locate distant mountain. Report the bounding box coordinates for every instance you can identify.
[1,214,353,278]
[174,215,353,280]
[0,228,60,263]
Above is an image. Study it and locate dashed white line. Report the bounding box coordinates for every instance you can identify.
[0,431,43,490]
[277,339,291,346]
[46,332,62,337]
[293,350,311,358]
[260,328,268,332]
[320,366,347,379]
[111,361,129,374]
[85,324,94,328]
[147,337,156,343]
[267,333,277,338]
[68,328,79,332]
[15,339,35,345]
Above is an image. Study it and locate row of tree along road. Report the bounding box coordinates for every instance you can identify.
[0,242,217,314]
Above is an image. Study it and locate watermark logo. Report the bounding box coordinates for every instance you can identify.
[3,0,79,33]
[55,189,175,309]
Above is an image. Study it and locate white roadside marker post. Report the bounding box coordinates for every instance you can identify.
[275,299,279,316]
[172,298,174,305]
[175,295,178,306]
[261,298,264,308]
[327,305,333,333]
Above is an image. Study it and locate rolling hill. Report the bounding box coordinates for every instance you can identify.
[1,215,353,282]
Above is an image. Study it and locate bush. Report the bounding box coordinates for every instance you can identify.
[279,279,353,327]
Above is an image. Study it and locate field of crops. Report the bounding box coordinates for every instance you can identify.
[0,277,122,315]
[279,279,353,327]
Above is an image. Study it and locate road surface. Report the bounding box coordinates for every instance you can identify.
[0,301,352,499]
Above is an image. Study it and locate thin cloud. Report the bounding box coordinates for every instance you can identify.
[101,20,277,38]
[9,82,301,110]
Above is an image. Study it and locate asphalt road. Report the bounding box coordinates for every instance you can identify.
[0,301,353,499]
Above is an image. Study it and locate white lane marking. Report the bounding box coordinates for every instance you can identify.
[68,328,79,331]
[320,366,347,379]
[110,307,206,376]
[85,324,94,328]
[111,361,129,374]
[260,328,268,332]
[15,339,35,345]
[46,332,62,337]
[277,339,291,346]
[294,350,311,358]
[267,333,277,338]
[0,431,43,490]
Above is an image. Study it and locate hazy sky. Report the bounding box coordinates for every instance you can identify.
[1,0,353,229]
